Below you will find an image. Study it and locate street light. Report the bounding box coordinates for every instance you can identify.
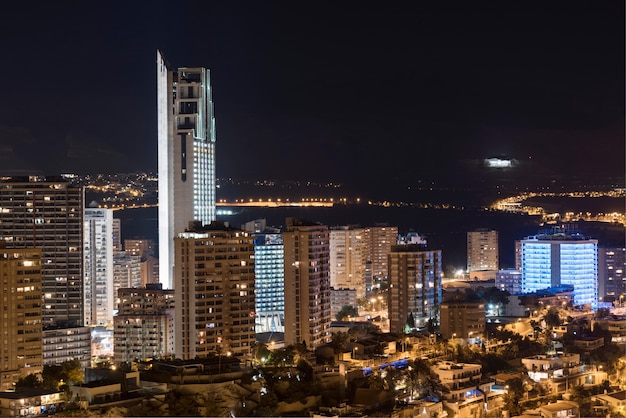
[352,346,358,359]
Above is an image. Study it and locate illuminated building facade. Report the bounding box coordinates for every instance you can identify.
[283,218,332,348]
[41,327,91,369]
[598,247,626,302]
[387,245,442,333]
[84,207,114,327]
[157,50,216,289]
[439,301,485,340]
[330,226,368,300]
[124,239,158,286]
[467,229,499,272]
[113,251,141,293]
[174,222,255,359]
[113,284,174,364]
[521,234,598,306]
[368,225,398,281]
[253,233,285,333]
[0,244,42,391]
[496,268,522,295]
[0,177,84,328]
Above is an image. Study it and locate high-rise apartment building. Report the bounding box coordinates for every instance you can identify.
[253,233,285,333]
[124,239,155,258]
[113,251,142,292]
[467,229,499,272]
[84,207,114,327]
[157,50,216,289]
[174,222,255,359]
[387,245,442,333]
[283,218,332,348]
[0,244,42,391]
[125,239,158,287]
[113,284,175,364]
[112,218,122,252]
[330,226,368,300]
[521,233,598,306]
[368,225,398,281]
[0,177,84,328]
[598,247,626,302]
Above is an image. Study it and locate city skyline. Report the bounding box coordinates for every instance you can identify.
[0,1,623,194]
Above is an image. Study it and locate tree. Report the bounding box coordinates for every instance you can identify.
[41,360,83,391]
[166,391,199,417]
[502,377,524,416]
[544,308,562,328]
[329,331,349,354]
[16,374,41,388]
[335,305,359,321]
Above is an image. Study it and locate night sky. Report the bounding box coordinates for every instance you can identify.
[0,1,623,191]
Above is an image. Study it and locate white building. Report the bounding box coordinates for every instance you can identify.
[157,50,216,289]
[521,233,598,306]
[84,207,114,327]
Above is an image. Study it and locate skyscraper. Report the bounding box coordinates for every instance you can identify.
[368,225,398,281]
[0,243,42,391]
[330,226,368,300]
[0,176,84,328]
[0,176,91,367]
[521,233,598,306]
[467,229,499,272]
[174,222,255,359]
[283,218,332,348]
[598,247,626,302]
[387,245,442,333]
[157,50,216,289]
[84,207,114,327]
[253,233,285,334]
[114,284,175,364]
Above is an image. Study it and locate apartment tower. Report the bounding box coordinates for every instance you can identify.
[84,207,114,327]
[157,50,216,289]
[113,284,175,364]
[330,226,368,300]
[253,233,285,333]
[283,218,332,348]
[174,222,255,359]
[0,176,90,367]
[387,245,442,333]
[467,229,499,273]
[0,243,42,391]
[521,233,598,306]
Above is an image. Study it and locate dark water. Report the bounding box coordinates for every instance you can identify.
[115,205,542,272]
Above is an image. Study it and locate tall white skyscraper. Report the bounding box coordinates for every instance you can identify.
[84,207,115,327]
[157,50,216,289]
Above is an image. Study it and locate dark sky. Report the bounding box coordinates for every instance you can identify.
[0,1,623,190]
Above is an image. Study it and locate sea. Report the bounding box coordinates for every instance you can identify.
[115,204,545,273]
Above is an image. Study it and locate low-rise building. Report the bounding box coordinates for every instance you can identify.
[431,362,492,403]
[0,388,63,417]
[521,353,606,393]
[592,315,626,344]
[537,400,580,418]
[592,390,626,416]
[572,336,604,352]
